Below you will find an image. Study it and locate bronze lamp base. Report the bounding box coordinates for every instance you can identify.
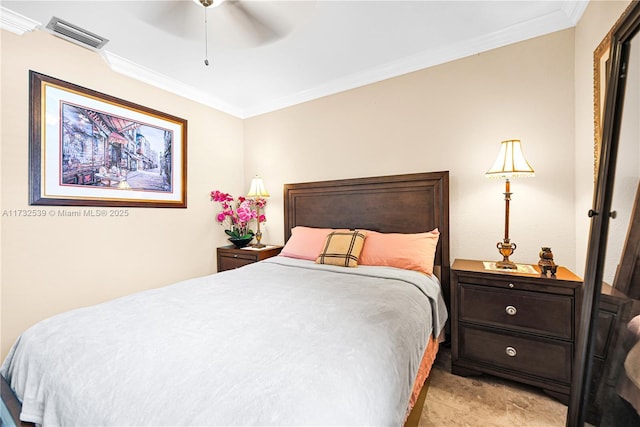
[252,229,265,248]
[496,239,517,269]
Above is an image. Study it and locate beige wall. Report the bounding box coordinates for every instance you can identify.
[574,0,632,277]
[0,30,245,358]
[245,29,576,275]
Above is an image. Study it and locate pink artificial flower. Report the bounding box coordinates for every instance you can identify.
[236,206,256,223]
[210,189,266,236]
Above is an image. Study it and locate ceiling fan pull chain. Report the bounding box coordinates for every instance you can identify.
[204,7,210,66]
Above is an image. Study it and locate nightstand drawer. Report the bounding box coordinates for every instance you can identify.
[216,245,283,273]
[459,326,572,384]
[218,255,255,271]
[459,283,573,339]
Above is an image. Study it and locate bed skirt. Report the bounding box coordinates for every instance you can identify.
[404,332,442,426]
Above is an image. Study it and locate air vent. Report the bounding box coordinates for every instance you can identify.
[45,17,108,51]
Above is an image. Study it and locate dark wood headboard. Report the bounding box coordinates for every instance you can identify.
[283,171,450,304]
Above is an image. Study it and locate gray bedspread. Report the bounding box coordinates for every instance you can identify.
[1,256,447,426]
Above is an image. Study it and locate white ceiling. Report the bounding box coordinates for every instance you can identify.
[2,0,588,118]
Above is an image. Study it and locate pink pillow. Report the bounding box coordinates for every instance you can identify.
[359,229,440,275]
[280,226,338,261]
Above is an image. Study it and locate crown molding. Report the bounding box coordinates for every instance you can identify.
[3,2,587,119]
[242,6,582,118]
[561,0,589,25]
[101,51,245,118]
[0,6,40,35]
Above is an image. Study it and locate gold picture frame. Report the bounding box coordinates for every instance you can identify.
[594,30,611,181]
[29,71,188,208]
[594,2,635,181]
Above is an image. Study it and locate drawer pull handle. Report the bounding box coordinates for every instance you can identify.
[233,254,238,258]
[505,346,517,357]
[505,305,517,316]
[508,283,515,288]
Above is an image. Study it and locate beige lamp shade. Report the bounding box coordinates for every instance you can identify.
[247,176,270,198]
[485,140,535,179]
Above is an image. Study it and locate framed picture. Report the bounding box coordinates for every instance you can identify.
[29,71,187,208]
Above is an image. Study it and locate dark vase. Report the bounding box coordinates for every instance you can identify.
[228,236,253,248]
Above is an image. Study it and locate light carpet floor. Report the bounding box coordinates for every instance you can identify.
[418,347,567,426]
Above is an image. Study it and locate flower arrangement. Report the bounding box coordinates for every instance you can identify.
[210,190,267,240]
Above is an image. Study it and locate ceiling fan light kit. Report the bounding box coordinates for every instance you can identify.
[193,0,224,8]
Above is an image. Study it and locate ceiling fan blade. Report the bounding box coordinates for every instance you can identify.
[133,0,316,49]
[224,0,289,45]
[133,0,202,40]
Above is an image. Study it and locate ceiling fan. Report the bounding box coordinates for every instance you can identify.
[196,0,285,66]
[138,0,302,65]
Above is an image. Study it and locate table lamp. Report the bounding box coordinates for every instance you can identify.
[485,139,535,269]
[247,176,270,248]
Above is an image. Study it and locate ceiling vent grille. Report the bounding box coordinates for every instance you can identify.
[45,17,108,51]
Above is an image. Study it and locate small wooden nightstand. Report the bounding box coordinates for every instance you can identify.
[216,245,283,272]
[450,259,583,404]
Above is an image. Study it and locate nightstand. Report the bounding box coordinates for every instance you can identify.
[450,259,583,404]
[216,245,283,272]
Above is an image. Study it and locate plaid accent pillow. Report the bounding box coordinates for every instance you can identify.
[316,230,367,268]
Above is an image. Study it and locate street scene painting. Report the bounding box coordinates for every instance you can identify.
[61,103,172,192]
[29,71,187,208]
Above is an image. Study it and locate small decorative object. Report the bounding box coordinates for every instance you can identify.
[485,139,535,269]
[210,189,267,248]
[246,176,270,248]
[538,247,558,276]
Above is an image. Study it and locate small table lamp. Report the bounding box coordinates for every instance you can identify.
[485,139,535,269]
[247,176,270,248]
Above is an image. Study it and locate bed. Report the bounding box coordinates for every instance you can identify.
[1,171,450,426]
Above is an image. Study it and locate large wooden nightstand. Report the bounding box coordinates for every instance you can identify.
[216,245,283,272]
[450,259,583,404]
